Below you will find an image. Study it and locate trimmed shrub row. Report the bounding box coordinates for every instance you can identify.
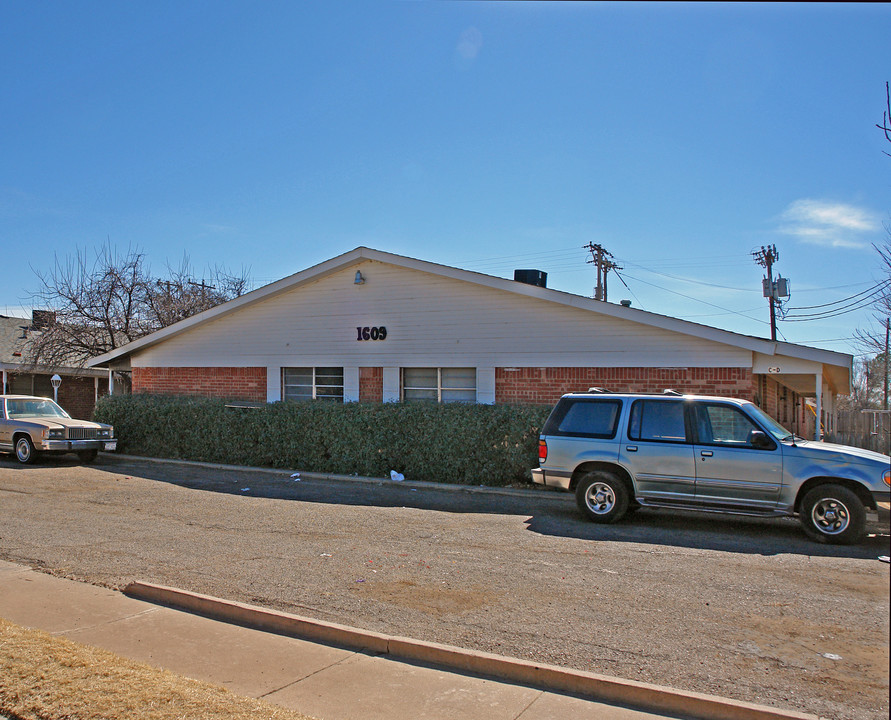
[93,395,552,486]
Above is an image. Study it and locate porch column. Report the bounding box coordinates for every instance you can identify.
[108,370,114,396]
[94,376,99,403]
[814,370,822,441]
[2,369,6,394]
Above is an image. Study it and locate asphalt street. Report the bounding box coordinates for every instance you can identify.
[0,454,888,720]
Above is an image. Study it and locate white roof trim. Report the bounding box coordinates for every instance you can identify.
[87,246,852,372]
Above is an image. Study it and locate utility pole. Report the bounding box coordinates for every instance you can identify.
[188,279,215,303]
[584,242,621,302]
[885,317,889,411]
[753,245,784,341]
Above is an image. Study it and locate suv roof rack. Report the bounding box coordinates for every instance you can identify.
[587,387,613,393]
[662,389,683,396]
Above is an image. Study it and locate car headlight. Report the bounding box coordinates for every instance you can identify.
[884,469,891,488]
[47,428,65,439]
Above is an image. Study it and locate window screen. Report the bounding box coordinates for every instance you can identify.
[403,368,476,403]
[282,367,344,402]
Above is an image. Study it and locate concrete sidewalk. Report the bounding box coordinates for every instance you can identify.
[0,560,813,720]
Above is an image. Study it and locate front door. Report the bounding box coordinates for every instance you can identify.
[691,402,783,509]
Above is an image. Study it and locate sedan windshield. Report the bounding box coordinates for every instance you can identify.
[744,402,796,441]
[6,398,70,420]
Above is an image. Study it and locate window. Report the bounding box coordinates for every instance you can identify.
[628,400,688,443]
[282,367,344,402]
[402,368,476,403]
[545,399,622,438]
[694,404,773,449]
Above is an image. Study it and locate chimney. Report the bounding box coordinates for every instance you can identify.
[31,310,56,330]
[513,269,547,288]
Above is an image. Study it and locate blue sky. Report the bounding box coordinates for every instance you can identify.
[1,2,888,360]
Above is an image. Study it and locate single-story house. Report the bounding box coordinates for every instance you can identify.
[87,247,852,440]
[1,313,109,419]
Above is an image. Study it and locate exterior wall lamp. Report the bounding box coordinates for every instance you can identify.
[354,271,365,285]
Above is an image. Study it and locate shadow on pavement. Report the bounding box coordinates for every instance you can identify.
[8,453,889,562]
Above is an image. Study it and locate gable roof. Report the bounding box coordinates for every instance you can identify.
[87,246,852,382]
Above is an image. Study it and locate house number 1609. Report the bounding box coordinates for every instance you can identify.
[357,326,387,341]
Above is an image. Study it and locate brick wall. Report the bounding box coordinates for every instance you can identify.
[359,367,383,402]
[495,367,754,405]
[132,367,267,401]
[4,372,104,419]
[58,376,106,419]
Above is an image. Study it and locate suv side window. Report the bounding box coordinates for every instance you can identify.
[546,399,622,439]
[628,400,689,443]
[693,403,776,449]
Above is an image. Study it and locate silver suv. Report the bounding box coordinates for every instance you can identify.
[532,390,891,545]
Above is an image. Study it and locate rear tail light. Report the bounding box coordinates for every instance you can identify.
[538,439,548,463]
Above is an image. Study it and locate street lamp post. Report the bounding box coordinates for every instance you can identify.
[51,374,61,403]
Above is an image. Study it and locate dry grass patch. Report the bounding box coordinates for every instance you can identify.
[0,617,316,720]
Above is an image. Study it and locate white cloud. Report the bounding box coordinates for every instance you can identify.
[778,199,880,249]
[455,27,483,68]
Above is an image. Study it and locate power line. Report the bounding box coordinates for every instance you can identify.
[619,272,771,326]
[782,292,885,321]
[785,279,890,311]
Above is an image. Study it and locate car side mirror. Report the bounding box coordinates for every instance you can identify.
[750,430,773,449]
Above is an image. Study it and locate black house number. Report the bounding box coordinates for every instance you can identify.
[357,326,387,341]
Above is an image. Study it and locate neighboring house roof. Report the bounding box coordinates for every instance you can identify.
[0,315,105,377]
[86,247,853,392]
[0,315,32,367]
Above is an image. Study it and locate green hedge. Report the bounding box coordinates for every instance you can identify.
[93,395,551,486]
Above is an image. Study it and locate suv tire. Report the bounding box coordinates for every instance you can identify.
[800,484,866,545]
[575,471,629,524]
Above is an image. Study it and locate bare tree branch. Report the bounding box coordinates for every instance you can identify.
[25,243,250,369]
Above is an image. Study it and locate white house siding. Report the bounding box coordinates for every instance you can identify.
[131,260,752,375]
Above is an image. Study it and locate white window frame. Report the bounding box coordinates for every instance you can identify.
[282,367,344,402]
[401,367,477,403]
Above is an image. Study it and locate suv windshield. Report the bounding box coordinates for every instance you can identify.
[744,402,795,441]
[6,398,70,420]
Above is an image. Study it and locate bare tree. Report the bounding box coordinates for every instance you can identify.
[26,244,249,369]
[854,80,891,352]
[145,254,249,328]
[879,81,891,157]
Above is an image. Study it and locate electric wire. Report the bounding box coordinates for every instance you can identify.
[784,279,891,311]
[618,272,771,326]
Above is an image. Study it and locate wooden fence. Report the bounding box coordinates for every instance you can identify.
[828,410,891,454]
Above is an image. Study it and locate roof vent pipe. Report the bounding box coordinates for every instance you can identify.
[514,269,547,288]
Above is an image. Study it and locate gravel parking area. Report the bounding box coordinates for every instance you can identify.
[0,454,888,720]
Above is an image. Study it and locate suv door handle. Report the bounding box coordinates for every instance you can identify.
[626,445,638,452]
[700,450,713,457]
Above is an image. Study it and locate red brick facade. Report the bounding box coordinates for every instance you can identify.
[495,367,754,405]
[126,365,810,431]
[132,367,266,401]
[58,376,106,420]
[359,367,383,402]
[758,375,814,437]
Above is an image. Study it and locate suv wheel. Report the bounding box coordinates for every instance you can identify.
[800,484,866,545]
[575,471,629,524]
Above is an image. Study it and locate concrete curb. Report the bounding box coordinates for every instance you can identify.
[124,581,817,720]
[109,453,563,500]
